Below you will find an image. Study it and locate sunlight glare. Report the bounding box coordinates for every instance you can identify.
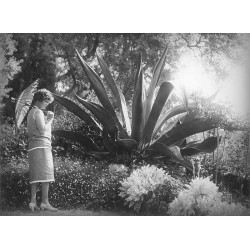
[172,51,218,99]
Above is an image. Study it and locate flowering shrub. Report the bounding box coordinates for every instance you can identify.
[119,165,183,214]
[0,157,124,210]
[208,201,249,216]
[168,177,250,216]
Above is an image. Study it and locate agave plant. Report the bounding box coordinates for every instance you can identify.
[52,47,220,171]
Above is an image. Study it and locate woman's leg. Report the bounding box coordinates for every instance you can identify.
[41,182,50,204]
[41,182,58,211]
[30,183,38,203]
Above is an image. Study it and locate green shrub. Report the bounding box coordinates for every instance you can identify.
[0,157,125,210]
[119,165,183,214]
[168,177,250,216]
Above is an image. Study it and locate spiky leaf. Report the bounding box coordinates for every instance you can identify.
[181,136,221,156]
[143,81,174,144]
[115,138,138,152]
[145,45,169,122]
[97,53,131,135]
[153,102,196,138]
[53,94,98,127]
[76,50,116,117]
[149,142,193,172]
[75,94,118,139]
[155,118,218,147]
[52,129,101,151]
[131,56,146,141]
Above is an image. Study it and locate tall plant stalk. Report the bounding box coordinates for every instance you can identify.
[215,128,220,184]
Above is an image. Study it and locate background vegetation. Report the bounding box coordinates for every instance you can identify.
[0,33,249,214]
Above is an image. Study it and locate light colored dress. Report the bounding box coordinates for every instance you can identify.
[27,106,54,184]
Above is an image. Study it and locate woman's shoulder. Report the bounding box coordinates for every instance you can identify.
[28,107,43,119]
[33,108,44,117]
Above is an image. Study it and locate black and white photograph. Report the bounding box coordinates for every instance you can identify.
[0,1,249,249]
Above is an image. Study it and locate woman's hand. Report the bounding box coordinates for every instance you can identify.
[47,111,54,121]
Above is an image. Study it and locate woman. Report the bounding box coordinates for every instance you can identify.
[27,89,58,212]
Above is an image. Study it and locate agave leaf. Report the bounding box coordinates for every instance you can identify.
[76,50,116,117]
[194,136,221,153]
[184,140,201,148]
[179,83,189,113]
[134,52,142,86]
[153,102,197,137]
[171,138,187,148]
[181,137,221,156]
[143,82,174,144]
[52,129,102,151]
[53,94,99,128]
[179,110,199,124]
[131,58,146,141]
[180,147,201,156]
[145,46,169,122]
[153,112,186,139]
[149,142,193,172]
[150,143,183,160]
[115,138,138,152]
[97,53,131,135]
[179,158,194,172]
[75,94,118,140]
[155,118,218,147]
[103,131,116,156]
[146,45,169,97]
[87,101,128,139]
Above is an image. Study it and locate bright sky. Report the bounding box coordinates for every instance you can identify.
[171,50,250,117]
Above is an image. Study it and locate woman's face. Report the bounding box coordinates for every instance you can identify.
[37,100,50,109]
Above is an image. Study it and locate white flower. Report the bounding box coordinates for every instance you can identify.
[119,165,174,212]
[168,177,250,216]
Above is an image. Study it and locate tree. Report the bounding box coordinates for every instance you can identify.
[3,34,57,118]
[3,33,246,120]
[0,34,21,110]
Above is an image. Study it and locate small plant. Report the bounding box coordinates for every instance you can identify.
[119,165,182,214]
[168,177,250,216]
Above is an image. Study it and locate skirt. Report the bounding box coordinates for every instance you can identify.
[28,137,55,184]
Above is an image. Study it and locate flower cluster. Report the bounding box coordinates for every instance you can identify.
[209,201,249,216]
[119,165,182,213]
[168,177,249,216]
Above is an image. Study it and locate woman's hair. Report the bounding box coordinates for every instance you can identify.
[33,89,54,103]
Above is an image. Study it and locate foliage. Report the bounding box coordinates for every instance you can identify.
[0,118,28,161]
[193,96,250,131]
[168,177,250,216]
[208,200,249,216]
[53,48,221,172]
[3,33,57,118]
[0,34,21,109]
[3,34,245,119]
[119,165,183,214]
[0,157,125,210]
[52,108,103,157]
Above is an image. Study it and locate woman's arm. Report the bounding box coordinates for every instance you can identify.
[34,109,54,135]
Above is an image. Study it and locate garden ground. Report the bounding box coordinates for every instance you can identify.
[0,207,124,216]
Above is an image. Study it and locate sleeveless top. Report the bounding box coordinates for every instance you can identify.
[27,107,52,151]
